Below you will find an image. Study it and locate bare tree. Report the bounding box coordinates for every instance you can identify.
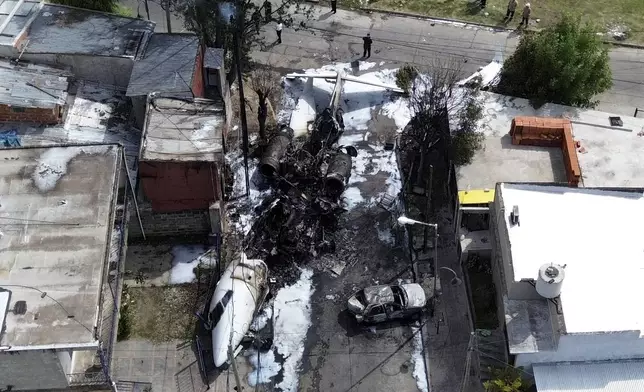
[249,67,281,141]
[399,57,484,189]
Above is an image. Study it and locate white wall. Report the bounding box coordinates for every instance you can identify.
[57,350,73,375]
[516,331,644,368]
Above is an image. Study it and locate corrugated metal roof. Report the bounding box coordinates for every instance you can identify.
[23,4,155,57]
[141,97,224,162]
[534,361,644,392]
[0,0,41,46]
[204,47,224,69]
[0,58,69,108]
[126,34,199,97]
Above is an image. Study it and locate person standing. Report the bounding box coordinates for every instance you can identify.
[276,21,283,44]
[362,33,372,58]
[505,0,518,21]
[520,2,531,27]
[331,0,337,13]
[263,0,272,23]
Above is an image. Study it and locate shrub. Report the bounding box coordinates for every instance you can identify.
[395,64,419,94]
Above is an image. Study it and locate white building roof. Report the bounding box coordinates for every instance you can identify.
[534,360,644,392]
[499,183,644,335]
[0,144,120,349]
[457,92,644,190]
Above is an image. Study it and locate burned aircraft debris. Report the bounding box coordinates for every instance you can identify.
[246,117,357,288]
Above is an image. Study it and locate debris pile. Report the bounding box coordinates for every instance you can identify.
[244,116,358,286]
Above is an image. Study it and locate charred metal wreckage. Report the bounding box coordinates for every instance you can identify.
[247,109,358,272]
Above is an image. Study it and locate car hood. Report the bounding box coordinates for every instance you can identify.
[401,283,427,308]
[347,295,366,314]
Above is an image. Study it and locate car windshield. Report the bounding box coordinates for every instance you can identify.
[355,290,367,305]
[209,290,234,327]
[391,285,407,307]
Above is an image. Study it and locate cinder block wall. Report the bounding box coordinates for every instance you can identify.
[128,202,211,238]
[0,104,61,124]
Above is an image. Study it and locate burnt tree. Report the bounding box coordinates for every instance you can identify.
[249,67,281,141]
[399,58,484,202]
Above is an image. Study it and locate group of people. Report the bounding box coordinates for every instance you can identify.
[505,0,532,27]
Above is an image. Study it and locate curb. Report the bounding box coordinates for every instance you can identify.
[357,6,644,49]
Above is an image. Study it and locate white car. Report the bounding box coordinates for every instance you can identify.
[209,253,269,367]
[347,283,427,324]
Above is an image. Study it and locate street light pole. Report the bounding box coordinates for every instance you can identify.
[231,10,250,197]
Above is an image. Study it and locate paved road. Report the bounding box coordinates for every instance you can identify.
[248,5,644,117]
[120,0,644,116]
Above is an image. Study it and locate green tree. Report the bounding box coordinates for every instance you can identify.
[483,366,534,392]
[497,14,612,108]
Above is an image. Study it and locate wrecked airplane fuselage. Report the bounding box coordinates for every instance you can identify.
[209,253,269,368]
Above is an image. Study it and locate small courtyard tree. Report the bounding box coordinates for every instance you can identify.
[399,58,484,193]
[249,67,281,141]
[483,366,534,392]
[497,13,612,108]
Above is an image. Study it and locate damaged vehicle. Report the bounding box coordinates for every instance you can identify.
[347,283,427,324]
[208,253,269,367]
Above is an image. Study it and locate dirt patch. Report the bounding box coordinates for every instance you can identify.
[127,284,202,343]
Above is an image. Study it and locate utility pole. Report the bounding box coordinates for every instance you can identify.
[232,12,250,196]
[228,346,243,391]
[423,164,434,249]
[164,0,172,33]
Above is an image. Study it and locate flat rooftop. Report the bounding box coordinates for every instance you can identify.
[0,82,140,172]
[499,183,644,335]
[142,97,224,162]
[457,92,644,190]
[21,3,154,57]
[0,58,69,109]
[0,0,41,46]
[0,144,120,348]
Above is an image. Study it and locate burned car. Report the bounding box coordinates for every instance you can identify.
[347,283,427,323]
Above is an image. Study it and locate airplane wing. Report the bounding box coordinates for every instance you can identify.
[342,75,404,93]
[285,72,339,80]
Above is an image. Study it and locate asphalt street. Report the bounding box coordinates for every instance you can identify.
[121,0,644,117]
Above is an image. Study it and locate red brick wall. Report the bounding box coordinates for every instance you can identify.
[139,161,220,212]
[0,104,61,124]
[510,116,581,186]
[192,46,205,98]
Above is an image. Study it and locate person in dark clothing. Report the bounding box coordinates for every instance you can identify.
[362,33,372,58]
[480,0,486,8]
[263,0,272,23]
[331,0,337,13]
[276,21,283,44]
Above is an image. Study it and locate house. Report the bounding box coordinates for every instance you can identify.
[489,183,644,390]
[131,95,226,238]
[0,58,70,124]
[126,33,231,130]
[0,144,124,390]
[0,1,155,87]
[0,61,145,389]
[454,91,644,264]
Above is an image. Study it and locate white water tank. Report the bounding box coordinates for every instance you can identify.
[536,263,565,298]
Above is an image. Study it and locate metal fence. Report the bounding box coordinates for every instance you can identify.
[67,193,130,388]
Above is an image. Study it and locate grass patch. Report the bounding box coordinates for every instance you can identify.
[355,0,644,43]
[465,253,499,329]
[126,284,201,343]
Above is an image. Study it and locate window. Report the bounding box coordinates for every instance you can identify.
[368,305,384,317]
[11,107,25,112]
[209,290,233,327]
